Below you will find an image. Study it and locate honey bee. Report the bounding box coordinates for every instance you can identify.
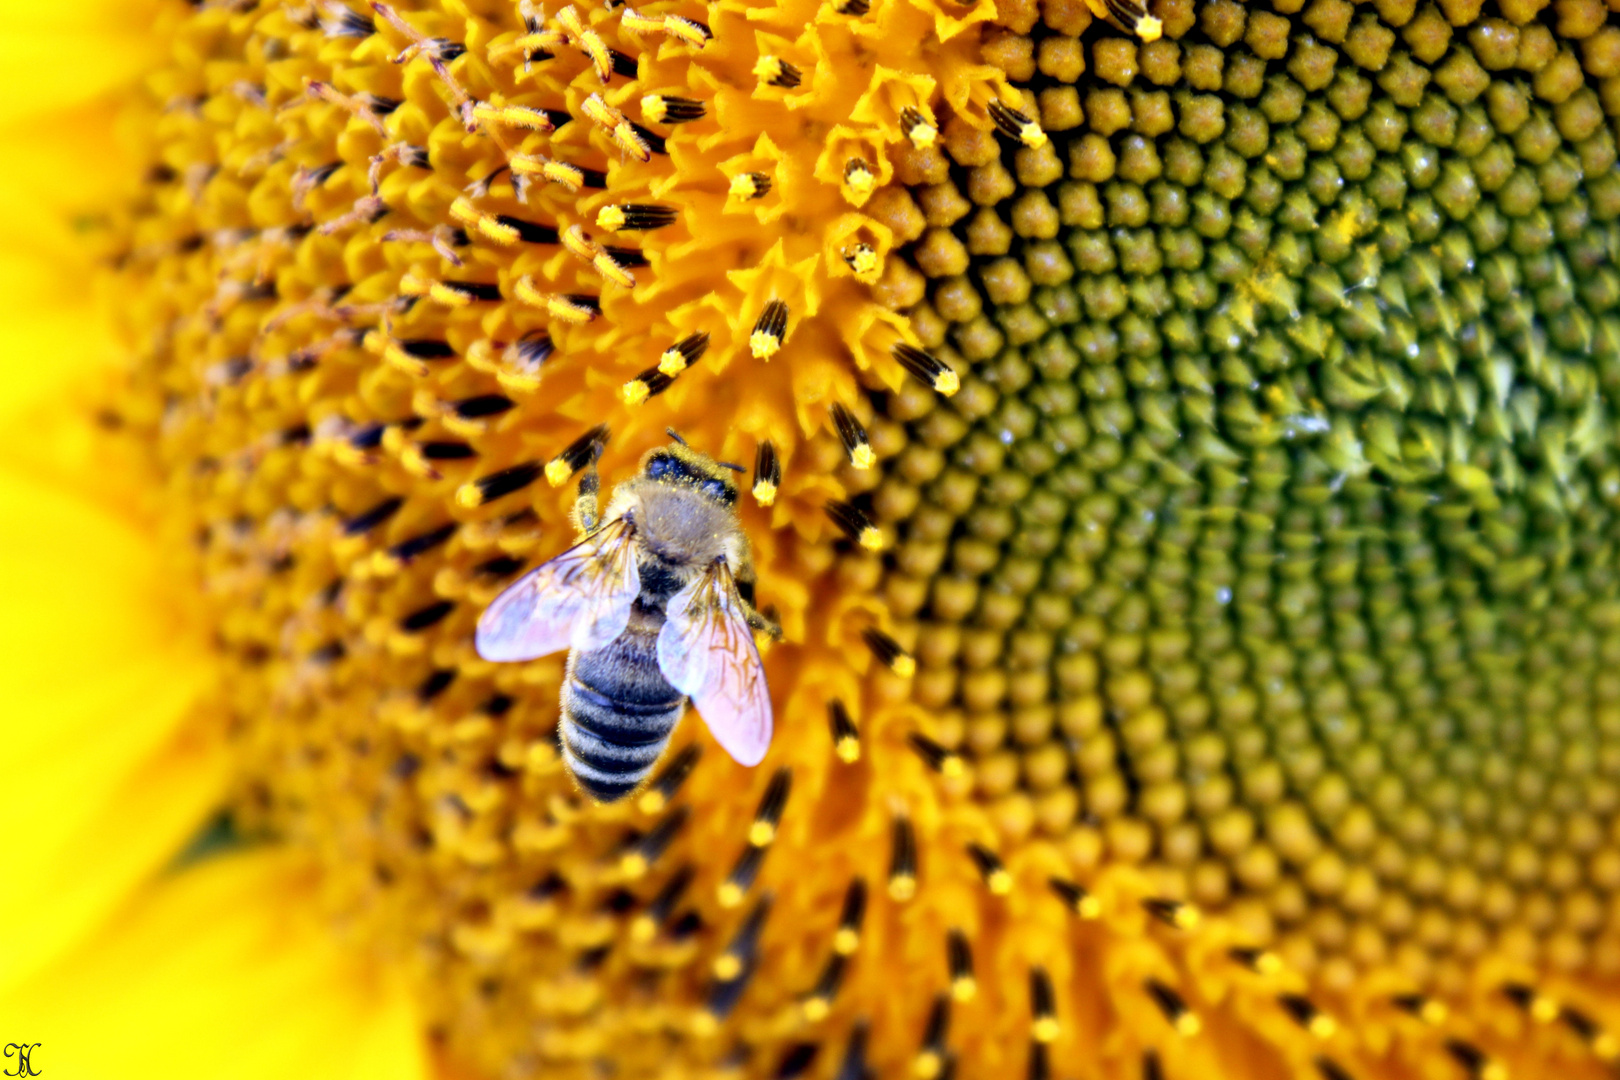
[476,433,780,800]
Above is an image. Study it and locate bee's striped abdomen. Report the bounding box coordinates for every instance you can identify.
[560,632,684,801]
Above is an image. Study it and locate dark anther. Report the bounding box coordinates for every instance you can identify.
[494,216,560,245]
[399,338,456,359]
[616,203,680,229]
[390,522,456,562]
[418,441,475,460]
[343,496,403,535]
[400,600,454,632]
[773,1044,817,1080]
[415,669,454,702]
[472,555,525,579]
[452,394,516,419]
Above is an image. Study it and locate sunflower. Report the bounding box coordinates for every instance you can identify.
[4,0,1620,1075]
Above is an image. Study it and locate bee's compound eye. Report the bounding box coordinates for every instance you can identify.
[646,453,679,481]
[702,478,733,503]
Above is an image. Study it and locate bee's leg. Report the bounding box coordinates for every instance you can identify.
[731,560,781,639]
[744,601,782,641]
[572,462,602,537]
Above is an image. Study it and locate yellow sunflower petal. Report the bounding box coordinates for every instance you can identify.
[0,0,165,127]
[0,850,430,1080]
[0,465,219,992]
[0,264,122,411]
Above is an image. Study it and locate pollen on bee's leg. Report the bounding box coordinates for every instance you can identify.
[546,424,610,486]
[630,864,693,943]
[599,202,677,232]
[747,769,792,846]
[861,627,915,677]
[1029,968,1058,1044]
[637,744,699,815]
[1278,994,1337,1040]
[729,171,772,201]
[800,951,847,1022]
[912,995,950,1078]
[749,300,790,360]
[1143,897,1199,930]
[892,344,959,396]
[1146,980,1200,1037]
[752,440,780,506]
[620,805,689,877]
[753,56,801,89]
[1048,876,1100,919]
[908,733,965,779]
[717,842,765,908]
[946,930,974,1002]
[827,700,859,763]
[888,815,917,902]
[987,100,1047,150]
[829,404,874,470]
[640,95,705,125]
[965,843,1011,896]
[826,500,882,551]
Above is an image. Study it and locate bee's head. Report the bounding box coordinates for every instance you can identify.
[640,438,741,506]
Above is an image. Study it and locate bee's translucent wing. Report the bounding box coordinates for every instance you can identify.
[476,517,641,661]
[655,561,773,766]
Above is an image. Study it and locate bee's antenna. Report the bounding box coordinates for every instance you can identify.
[717,461,745,473]
[665,427,688,447]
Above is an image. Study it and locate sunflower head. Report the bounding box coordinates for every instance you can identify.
[58,0,1620,1074]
